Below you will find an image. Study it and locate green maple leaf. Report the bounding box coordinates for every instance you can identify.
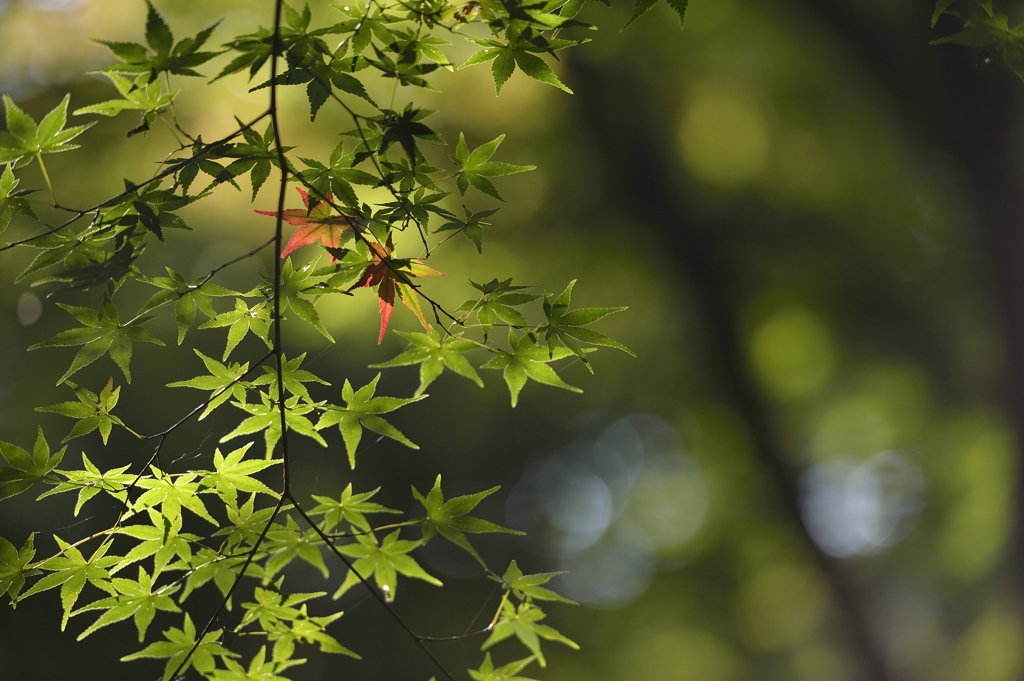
[238,585,358,660]
[376,104,442,161]
[263,516,329,580]
[452,133,535,201]
[435,206,498,253]
[167,350,251,420]
[220,392,327,457]
[96,1,221,81]
[470,653,539,681]
[412,476,522,565]
[370,330,483,396]
[256,258,334,342]
[199,298,272,361]
[623,0,688,30]
[251,352,330,403]
[481,330,585,407]
[0,94,94,167]
[19,537,119,630]
[74,72,176,135]
[213,493,282,552]
[74,565,181,642]
[539,279,632,372]
[139,267,237,344]
[271,608,357,659]
[455,278,542,336]
[200,442,280,506]
[366,41,442,91]
[0,534,37,603]
[316,374,425,468]
[239,585,326,631]
[459,37,575,96]
[0,162,36,233]
[134,469,218,525]
[29,296,165,385]
[121,612,234,681]
[114,509,202,578]
[36,452,133,516]
[0,428,65,500]
[332,529,441,600]
[210,646,303,681]
[481,600,579,667]
[36,377,126,444]
[309,483,400,533]
[179,547,250,603]
[501,560,576,604]
[334,3,398,57]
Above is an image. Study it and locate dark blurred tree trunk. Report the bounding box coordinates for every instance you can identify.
[571,1,1024,678]
[787,0,1024,591]
[569,60,894,681]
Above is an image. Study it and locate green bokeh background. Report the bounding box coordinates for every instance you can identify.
[1,0,1023,680]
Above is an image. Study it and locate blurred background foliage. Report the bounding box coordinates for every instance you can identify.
[1,0,1024,680]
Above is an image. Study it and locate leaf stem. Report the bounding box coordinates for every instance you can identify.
[489,589,509,629]
[35,153,57,207]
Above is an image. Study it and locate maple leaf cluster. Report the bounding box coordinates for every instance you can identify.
[257,187,442,343]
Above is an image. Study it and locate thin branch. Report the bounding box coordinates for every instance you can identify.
[167,495,286,681]
[141,350,275,442]
[417,627,492,642]
[123,236,275,326]
[0,111,270,253]
[109,350,274,525]
[269,0,292,497]
[288,494,459,681]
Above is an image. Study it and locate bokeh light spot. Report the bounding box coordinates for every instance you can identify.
[748,306,835,401]
[17,291,42,326]
[939,419,1016,580]
[679,86,769,187]
[627,457,708,552]
[801,452,925,557]
[953,610,1024,681]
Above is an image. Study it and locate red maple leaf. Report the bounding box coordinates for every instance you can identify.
[349,237,444,343]
[255,187,359,263]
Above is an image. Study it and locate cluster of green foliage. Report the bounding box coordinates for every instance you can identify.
[932,0,1024,78]
[0,0,678,678]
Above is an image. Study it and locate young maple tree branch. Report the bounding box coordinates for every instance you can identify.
[287,494,459,681]
[0,111,270,253]
[123,236,276,327]
[269,0,292,498]
[167,495,287,680]
[160,3,462,680]
[283,166,464,327]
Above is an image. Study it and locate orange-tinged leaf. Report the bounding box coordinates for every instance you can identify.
[377,278,396,344]
[348,237,445,343]
[255,187,359,263]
